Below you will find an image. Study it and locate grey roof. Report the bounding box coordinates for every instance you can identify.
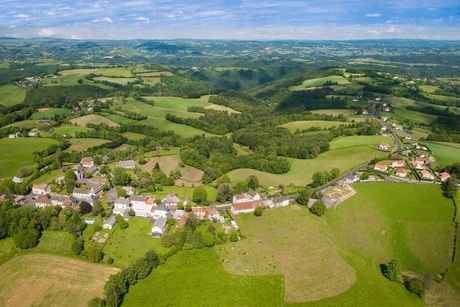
[115,198,130,205]
[154,216,167,229]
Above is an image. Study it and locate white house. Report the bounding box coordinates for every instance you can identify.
[151,216,167,237]
[113,198,130,216]
[161,193,180,209]
[72,188,94,204]
[34,195,51,208]
[131,196,155,217]
[80,157,95,169]
[273,196,291,208]
[232,191,261,205]
[50,194,72,207]
[32,183,51,195]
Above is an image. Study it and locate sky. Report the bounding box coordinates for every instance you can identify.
[0,0,460,40]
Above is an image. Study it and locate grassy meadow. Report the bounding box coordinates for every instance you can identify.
[0,84,26,107]
[31,108,71,120]
[33,231,76,256]
[70,114,120,128]
[290,76,350,91]
[0,137,58,177]
[67,138,110,152]
[52,125,92,137]
[423,141,460,167]
[227,135,391,186]
[0,254,118,307]
[280,120,349,132]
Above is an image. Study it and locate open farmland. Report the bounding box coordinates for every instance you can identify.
[310,109,354,116]
[0,254,118,307]
[423,141,460,167]
[0,137,58,177]
[31,108,71,120]
[94,77,137,85]
[144,155,204,186]
[280,120,349,132]
[0,84,26,107]
[219,206,356,303]
[52,125,91,137]
[122,249,284,307]
[290,75,350,91]
[67,138,110,152]
[227,135,392,186]
[60,67,134,78]
[70,114,119,128]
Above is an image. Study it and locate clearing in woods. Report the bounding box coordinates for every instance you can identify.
[280,120,349,132]
[0,254,118,307]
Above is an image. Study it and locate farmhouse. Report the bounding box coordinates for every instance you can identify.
[374,162,388,173]
[131,195,156,217]
[439,172,451,183]
[151,216,167,237]
[415,143,428,151]
[272,196,291,208]
[81,157,95,169]
[72,188,94,204]
[395,168,409,178]
[231,191,261,215]
[34,195,51,208]
[113,198,130,216]
[50,194,73,207]
[151,205,169,219]
[391,160,405,168]
[232,202,257,215]
[412,159,426,170]
[118,160,136,169]
[32,183,51,195]
[161,193,180,209]
[420,169,435,181]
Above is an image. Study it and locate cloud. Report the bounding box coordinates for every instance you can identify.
[93,17,113,23]
[14,14,29,19]
[135,16,150,22]
[37,28,55,37]
[366,13,382,17]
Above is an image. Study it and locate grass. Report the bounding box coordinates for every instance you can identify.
[280,120,349,132]
[94,77,137,85]
[31,108,71,120]
[143,185,217,203]
[122,132,146,141]
[33,231,76,256]
[0,84,26,107]
[219,206,356,303]
[204,103,240,114]
[103,217,170,268]
[326,183,454,274]
[122,248,284,307]
[0,238,16,264]
[53,125,91,137]
[419,85,440,94]
[0,254,118,307]
[0,137,58,178]
[33,169,63,184]
[70,114,119,128]
[290,76,350,91]
[67,138,110,152]
[422,141,460,167]
[60,67,134,78]
[7,120,51,130]
[310,109,354,116]
[227,135,392,187]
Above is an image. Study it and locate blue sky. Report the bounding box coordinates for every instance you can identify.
[0,0,459,40]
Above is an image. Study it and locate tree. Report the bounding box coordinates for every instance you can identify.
[330,168,340,180]
[72,237,84,255]
[296,188,311,206]
[254,207,263,216]
[404,278,425,297]
[13,228,40,249]
[113,168,131,186]
[92,201,103,216]
[79,202,93,214]
[380,259,400,282]
[85,244,103,263]
[247,175,259,190]
[442,177,458,199]
[309,201,326,216]
[64,170,76,194]
[216,183,233,203]
[87,298,105,307]
[312,172,327,187]
[192,186,208,204]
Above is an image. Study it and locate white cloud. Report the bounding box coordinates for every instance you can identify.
[135,16,150,22]
[366,13,382,17]
[37,28,55,37]
[14,14,29,19]
[93,17,113,23]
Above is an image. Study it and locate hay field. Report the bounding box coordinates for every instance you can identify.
[280,120,349,132]
[0,84,26,107]
[70,114,119,128]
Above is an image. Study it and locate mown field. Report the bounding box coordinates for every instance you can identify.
[290,76,350,91]
[67,138,110,152]
[70,114,120,128]
[0,254,118,307]
[280,120,349,132]
[103,218,169,268]
[52,125,92,137]
[0,84,26,107]
[0,137,58,177]
[227,135,391,186]
[423,141,460,167]
[31,108,71,120]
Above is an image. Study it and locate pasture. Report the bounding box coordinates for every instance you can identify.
[70,114,119,128]
[423,141,460,167]
[290,75,350,91]
[0,254,118,307]
[94,77,137,85]
[67,138,110,152]
[52,125,91,137]
[0,137,58,177]
[219,206,356,303]
[33,231,76,256]
[0,84,26,107]
[103,217,169,268]
[60,67,134,78]
[310,109,354,116]
[227,135,391,186]
[280,120,348,132]
[326,183,454,274]
[144,155,204,186]
[121,132,146,141]
[31,108,71,120]
[7,120,52,130]
[122,249,284,307]
[0,239,16,264]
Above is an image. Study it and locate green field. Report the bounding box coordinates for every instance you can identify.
[0,84,26,107]
[70,114,119,128]
[60,67,134,78]
[143,185,217,203]
[53,125,92,137]
[33,231,76,256]
[310,109,354,116]
[103,217,170,267]
[0,238,16,264]
[123,248,284,307]
[94,76,137,85]
[31,108,71,120]
[290,76,350,91]
[67,138,110,152]
[33,169,63,184]
[423,141,460,167]
[115,96,214,138]
[7,119,52,130]
[227,135,391,186]
[0,254,118,307]
[0,137,58,177]
[280,120,348,132]
[327,183,454,274]
[122,132,146,141]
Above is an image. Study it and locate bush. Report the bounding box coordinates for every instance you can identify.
[71,237,84,255]
[85,244,103,263]
[309,201,326,216]
[87,297,105,307]
[103,255,114,265]
[192,186,208,204]
[79,202,93,215]
[229,231,240,242]
[404,277,425,297]
[254,207,263,217]
[380,259,400,282]
[13,228,40,249]
[296,188,311,206]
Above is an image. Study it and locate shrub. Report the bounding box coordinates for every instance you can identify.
[85,244,103,263]
[13,228,40,249]
[79,202,93,215]
[115,215,128,229]
[229,231,240,242]
[103,255,114,265]
[254,207,263,217]
[380,259,400,282]
[71,237,84,255]
[192,186,208,204]
[309,201,326,216]
[296,188,311,206]
[404,277,425,297]
[87,297,105,307]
